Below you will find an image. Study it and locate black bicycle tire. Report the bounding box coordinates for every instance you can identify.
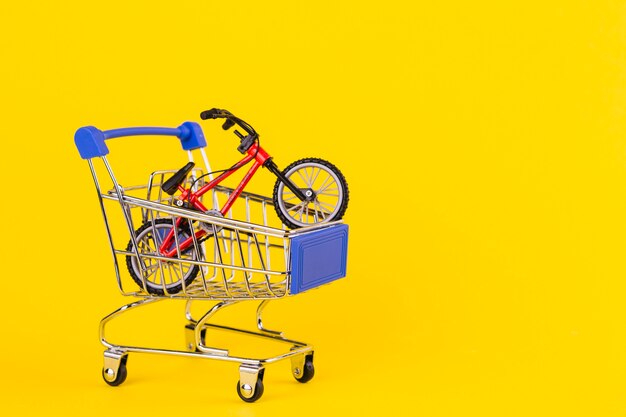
[125,218,200,295]
[272,157,349,229]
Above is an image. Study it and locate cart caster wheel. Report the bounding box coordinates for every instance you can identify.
[293,354,315,383]
[237,366,265,402]
[236,378,264,403]
[102,355,128,387]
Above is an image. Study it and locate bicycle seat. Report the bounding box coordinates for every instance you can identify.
[162,162,195,195]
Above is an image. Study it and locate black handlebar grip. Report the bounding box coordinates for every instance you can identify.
[200,108,220,120]
[222,119,236,130]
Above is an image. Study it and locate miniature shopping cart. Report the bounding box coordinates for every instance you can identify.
[75,122,349,402]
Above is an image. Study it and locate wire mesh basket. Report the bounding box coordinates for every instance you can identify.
[99,166,347,300]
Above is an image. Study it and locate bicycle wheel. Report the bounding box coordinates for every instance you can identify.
[125,218,200,295]
[273,158,349,229]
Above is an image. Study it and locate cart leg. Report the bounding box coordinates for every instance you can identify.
[184,299,195,322]
[256,300,283,336]
[237,364,265,402]
[184,323,207,352]
[184,300,208,352]
[102,350,128,386]
[100,298,162,349]
[194,301,236,355]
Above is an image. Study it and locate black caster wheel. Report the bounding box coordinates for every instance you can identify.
[236,378,264,403]
[236,368,265,403]
[102,356,128,387]
[293,354,315,383]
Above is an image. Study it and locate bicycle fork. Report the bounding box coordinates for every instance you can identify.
[264,159,314,202]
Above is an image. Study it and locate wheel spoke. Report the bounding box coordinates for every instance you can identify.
[153,264,162,284]
[161,267,169,285]
[317,200,336,213]
[163,266,171,284]
[310,167,322,187]
[142,263,160,274]
[296,169,309,187]
[317,181,337,194]
[152,230,164,247]
[171,265,182,281]
[315,175,332,194]
[296,204,306,220]
[302,167,313,188]
[318,187,338,194]
[287,201,307,213]
[139,237,154,252]
[167,265,176,284]
[314,201,326,220]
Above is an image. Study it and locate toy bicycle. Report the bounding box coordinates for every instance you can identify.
[126,108,349,295]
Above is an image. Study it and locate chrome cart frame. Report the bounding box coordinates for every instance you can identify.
[75,123,348,402]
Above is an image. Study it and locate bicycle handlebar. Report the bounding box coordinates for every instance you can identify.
[200,108,226,120]
[200,108,258,139]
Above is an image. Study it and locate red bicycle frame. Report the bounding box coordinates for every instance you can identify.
[158,142,271,258]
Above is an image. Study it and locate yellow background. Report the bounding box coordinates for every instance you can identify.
[2,0,626,415]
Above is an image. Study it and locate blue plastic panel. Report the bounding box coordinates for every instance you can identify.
[74,122,207,159]
[289,224,349,295]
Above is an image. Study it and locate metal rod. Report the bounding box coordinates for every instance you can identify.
[116,249,287,276]
[101,194,288,238]
[256,300,283,336]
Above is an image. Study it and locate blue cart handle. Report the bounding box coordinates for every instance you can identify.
[74,122,207,160]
